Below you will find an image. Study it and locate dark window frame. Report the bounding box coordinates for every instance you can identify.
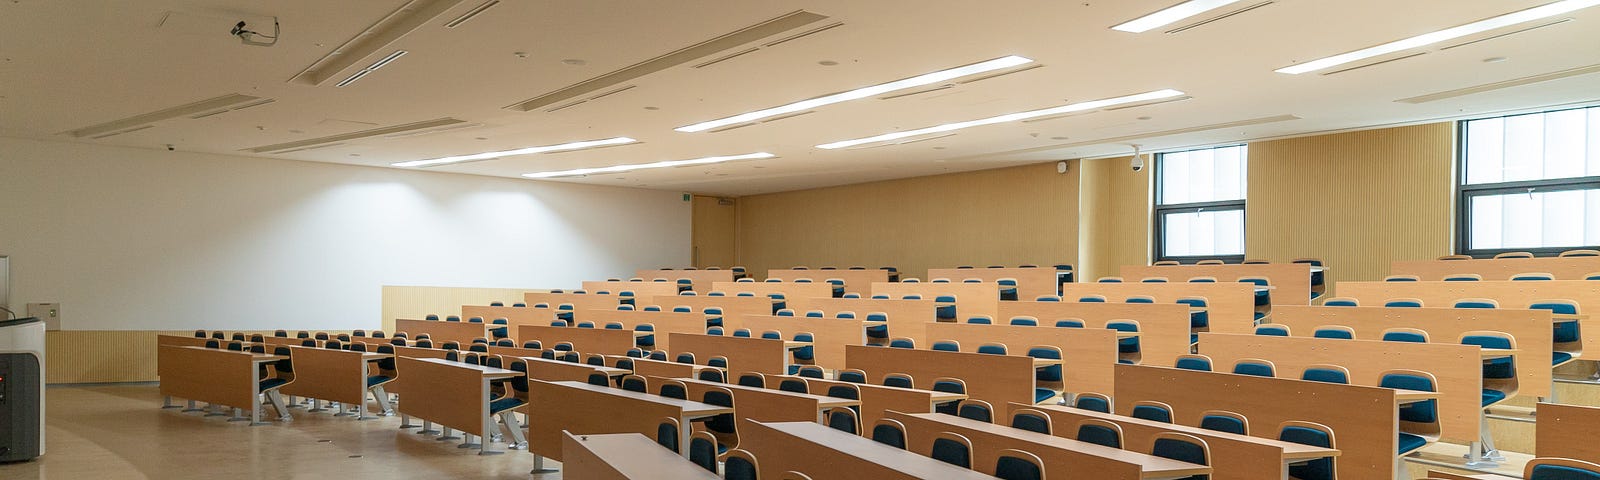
[1153,145,1248,264]
[1455,107,1600,258]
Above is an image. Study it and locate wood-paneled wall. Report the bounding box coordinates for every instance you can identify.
[734,162,1080,278]
[1245,123,1455,288]
[692,195,738,268]
[46,330,183,383]
[1078,155,1151,281]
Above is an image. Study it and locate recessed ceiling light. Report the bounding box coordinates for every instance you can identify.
[815,89,1186,149]
[1112,0,1244,33]
[675,55,1035,133]
[522,152,774,179]
[1276,0,1600,74]
[392,137,637,167]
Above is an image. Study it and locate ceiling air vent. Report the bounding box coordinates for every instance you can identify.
[1397,63,1600,104]
[443,0,499,28]
[289,0,470,86]
[242,117,469,154]
[1165,1,1274,34]
[63,93,266,138]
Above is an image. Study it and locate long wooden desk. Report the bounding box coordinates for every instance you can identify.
[737,420,998,479]
[888,410,1212,479]
[393,318,488,345]
[1535,402,1600,464]
[928,267,1060,301]
[1017,402,1338,480]
[766,374,966,428]
[667,332,789,374]
[524,291,622,311]
[390,356,517,454]
[924,322,1117,395]
[649,375,857,424]
[460,305,553,332]
[635,269,734,292]
[506,353,628,382]
[1059,282,1258,333]
[157,345,286,425]
[278,346,392,419]
[648,294,771,324]
[583,280,681,299]
[998,301,1194,367]
[766,268,889,295]
[786,296,938,347]
[1273,305,1554,397]
[1121,263,1313,305]
[845,344,1034,409]
[611,356,702,378]
[870,281,1002,321]
[1336,280,1599,354]
[516,324,636,355]
[1391,257,1600,281]
[1197,332,1483,444]
[1115,364,1398,480]
[709,281,834,305]
[573,309,707,352]
[528,380,732,461]
[560,432,719,479]
[726,314,866,371]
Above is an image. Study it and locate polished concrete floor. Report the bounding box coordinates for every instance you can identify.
[0,385,561,480]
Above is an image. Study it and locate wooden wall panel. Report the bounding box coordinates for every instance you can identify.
[46,330,185,383]
[1246,123,1455,287]
[734,162,1080,280]
[692,194,739,269]
[1078,156,1151,282]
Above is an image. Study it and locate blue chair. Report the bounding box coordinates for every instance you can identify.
[931,378,967,415]
[1176,297,1209,345]
[1322,297,1359,307]
[674,352,695,364]
[1199,410,1248,435]
[1381,328,1429,343]
[687,432,717,472]
[801,310,821,318]
[1075,418,1123,448]
[837,370,867,384]
[866,312,889,339]
[827,407,860,434]
[797,366,825,379]
[932,340,961,352]
[1512,273,1555,281]
[994,449,1046,480]
[871,419,908,449]
[1384,275,1420,282]
[1254,324,1290,336]
[1174,354,1212,371]
[1149,433,1211,480]
[622,375,648,393]
[1526,458,1600,480]
[1301,364,1350,384]
[1097,277,1123,283]
[1444,274,1482,282]
[1079,295,1107,303]
[882,373,915,389]
[1232,359,1276,377]
[778,378,809,394]
[1008,316,1038,326]
[1141,277,1169,283]
[997,278,1019,301]
[759,330,782,340]
[1381,370,1440,457]
[1295,258,1327,301]
[976,343,1007,355]
[768,293,786,313]
[1010,409,1052,435]
[1131,401,1174,423]
[575,321,595,328]
[1054,319,1085,328]
[1125,296,1156,304]
[489,318,509,339]
[1278,421,1337,480]
[1530,300,1583,367]
[1454,298,1499,309]
[1461,331,1518,459]
[1106,320,1142,364]
[705,307,723,327]
[635,323,655,348]
[731,328,751,338]
[935,296,957,323]
[888,337,915,349]
[1313,326,1355,339]
[777,309,797,317]
[930,432,973,469]
[1036,295,1062,302]
[659,380,687,399]
[958,399,994,423]
[1384,298,1424,308]
[1073,393,1112,413]
[792,332,815,362]
[1027,346,1063,403]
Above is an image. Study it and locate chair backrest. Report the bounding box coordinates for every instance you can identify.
[656,417,681,454]
[1384,298,1424,308]
[1131,400,1174,423]
[1380,369,1441,429]
[976,342,1008,355]
[1278,420,1337,480]
[957,399,994,423]
[882,373,915,389]
[826,384,860,402]
[871,418,908,449]
[994,448,1046,480]
[1453,298,1499,309]
[1199,409,1249,435]
[932,340,961,352]
[1321,297,1359,307]
[722,449,760,480]
[1097,277,1123,283]
[1008,316,1039,326]
[1074,392,1112,413]
[658,380,688,400]
[1443,274,1482,282]
[737,372,765,388]
[1125,295,1156,304]
[1149,432,1211,472]
[1494,251,1534,259]
[797,365,825,379]
[1384,275,1421,282]
[1561,249,1600,257]
[837,369,868,384]
[687,431,718,473]
[621,375,648,393]
[1054,319,1085,328]
[1141,277,1169,283]
[827,407,860,434]
[1438,255,1472,260]
[929,432,973,469]
[1312,325,1355,339]
[778,378,809,394]
[1301,364,1351,384]
[1525,457,1600,480]
[966,315,992,325]
[1381,327,1430,343]
[1231,358,1276,377]
[1174,354,1212,371]
[1461,330,1519,384]
[1512,272,1555,281]
[1188,277,1218,283]
[1075,418,1123,448]
[1254,324,1291,336]
[1010,408,1053,435]
[888,337,916,349]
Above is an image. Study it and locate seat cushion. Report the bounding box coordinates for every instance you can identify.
[366,375,394,387]
[1480,389,1508,407]
[258,378,288,392]
[1034,388,1056,404]
[1397,433,1428,455]
[489,396,527,414]
[1553,351,1575,366]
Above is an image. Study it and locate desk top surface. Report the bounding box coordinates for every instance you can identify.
[550,381,734,416]
[758,421,999,479]
[565,433,720,479]
[1036,404,1341,461]
[904,412,1215,478]
[414,358,520,378]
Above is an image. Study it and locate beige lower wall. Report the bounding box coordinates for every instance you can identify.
[735,162,1081,279]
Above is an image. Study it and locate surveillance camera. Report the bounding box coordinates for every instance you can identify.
[1131,156,1144,171]
[166,144,176,151]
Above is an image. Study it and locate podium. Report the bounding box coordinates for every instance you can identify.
[0,317,44,462]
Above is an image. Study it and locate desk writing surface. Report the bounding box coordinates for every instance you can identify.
[561,432,719,480]
[1030,403,1339,461]
[414,357,518,378]
[900,412,1213,479]
[550,381,731,417]
[746,420,999,479]
[675,376,849,406]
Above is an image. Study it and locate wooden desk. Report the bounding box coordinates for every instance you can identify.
[737,420,997,480]
[524,291,623,311]
[870,281,1001,321]
[157,334,212,348]
[845,344,1035,410]
[527,380,732,461]
[709,281,834,304]
[584,280,680,300]
[393,318,488,345]
[1272,304,1554,397]
[1115,364,1398,480]
[574,309,708,353]
[635,269,734,292]
[767,374,966,429]
[390,357,518,454]
[928,267,1060,301]
[786,297,938,349]
[1536,402,1600,464]
[889,410,1211,479]
[517,325,636,355]
[560,432,719,480]
[668,332,789,374]
[767,268,889,295]
[1336,279,1598,356]
[652,375,858,423]
[998,301,1194,367]
[647,294,771,323]
[460,305,553,333]
[1391,257,1600,281]
[1121,263,1313,306]
[1018,403,1338,480]
[278,346,391,419]
[502,354,626,382]
[611,356,701,378]
[390,345,450,359]
[157,345,286,425]
[728,314,867,371]
[1059,283,1258,334]
[1197,332,1484,443]
[924,322,1118,396]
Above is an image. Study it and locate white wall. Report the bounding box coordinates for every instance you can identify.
[0,137,691,330]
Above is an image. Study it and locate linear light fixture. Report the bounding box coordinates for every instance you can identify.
[675,55,1035,133]
[1276,0,1600,74]
[815,89,1186,149]
[1112,0,1244,33]
[523,152,775,178]
[336,50,408,87]
[392,136,638,167]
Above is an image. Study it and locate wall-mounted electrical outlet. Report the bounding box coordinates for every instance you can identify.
[27,303,60,331]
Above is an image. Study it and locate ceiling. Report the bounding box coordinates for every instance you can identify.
[3,0,1599,196]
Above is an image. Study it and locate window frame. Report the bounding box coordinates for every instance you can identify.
[1454,107,1600,258]
[1153,145,1248,263]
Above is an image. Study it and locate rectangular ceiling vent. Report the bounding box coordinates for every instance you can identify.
[693,22,843,70]
[289,0,469,86]
[242,117,469,153]
[1440,18,1571,51]
[1051,114,1302,149]
[504,10,832,112]
[188,98,277,119]
[539,85,639,113]
[875,64,1042,101]
[1321,51,1428,76]
[63,93,266,138]
[705,111,817,133]
[1022,96,1193,124]
[1165,1,1274,34]
[842,133,957,150]
[87,125,155,140]
[443,0,499,28]
[271,142,348,154]
[1397,63,1600,104]
[381,122,484,139]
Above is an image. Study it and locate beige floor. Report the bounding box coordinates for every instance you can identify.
[0,385,562,480]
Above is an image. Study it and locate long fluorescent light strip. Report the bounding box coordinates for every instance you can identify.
[1277,0,1600,74]
[336,50,408,88]
[675,55,1034,133]
[523,152,775,178]
[816,89,1186,149]
[392,137,638,167]
[1112,0,1244,33]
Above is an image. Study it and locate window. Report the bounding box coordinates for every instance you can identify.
[1458,106,1600,256]
[1155,145,1247,262]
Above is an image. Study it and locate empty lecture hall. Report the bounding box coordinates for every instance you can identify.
[4,1,1600,479]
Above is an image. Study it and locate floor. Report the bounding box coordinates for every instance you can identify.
[0,385,562,480]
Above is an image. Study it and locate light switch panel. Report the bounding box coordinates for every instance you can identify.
[27,303,60,331]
